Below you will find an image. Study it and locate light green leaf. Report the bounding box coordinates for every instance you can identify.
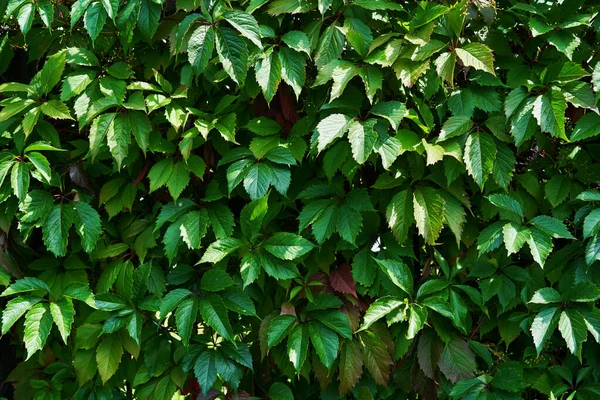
[50,297,75,344]
[96,334,123,383]
[464,131,496,189]
[375,259,413,296]
[502,222,529,255]
[357,296,403,332]
[2,295,41,335]
[532,90,567,140]
[413,186,445,244]
[23,303,53,360]
[199,238,242,264]
[287,324,309,372]
[279,47,306,99]
[386,189,414,244]
[315,114,351,153]
[315,24,344,69]
[455,43,495,75]
[370,101,406,130]
[11,162,29,201]
[527,226,553,267]
[264,232,315,260]
[223,11,262,49]
[558,310,587,357]
[73,202,103,253]
[255,52,282,105]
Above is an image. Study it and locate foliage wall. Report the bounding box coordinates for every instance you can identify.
[1,0,600,399]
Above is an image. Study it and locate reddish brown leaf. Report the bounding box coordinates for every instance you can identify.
[359,331,392,387]
[330,265,358,298]
[339,340,363,396]
[280,302,296,316]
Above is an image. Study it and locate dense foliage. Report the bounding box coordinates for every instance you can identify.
[2,0,600,398]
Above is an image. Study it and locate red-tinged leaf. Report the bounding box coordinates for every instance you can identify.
[330,264,358,298]
[339,339,363,396]
[359,330,392,387]
[280,302,296,316]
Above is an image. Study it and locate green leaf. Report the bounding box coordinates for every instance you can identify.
[50,297,75,344]
[223,11,262,49]
[198,293,234,341]
[61,70,96,102]
[315,114,351,153]
[2,295,41,335]
[435,52,457,87]
[287,324,309,371]
[528,227,553,267]
[309,321,339,368]
[358,296,403,332]
[584,209,600,239]
[23,303,53,360]
[370,101,406,130]
[167,162,190,202]
[439,116,473,141]
[532,90,567,140]
[72,202,103,253]
[282,31,310,55]
[336,203,362,244]
[84,2,107,42]
[477,221,505,254]
[386,188,414,244]
[558,310,587,357]
[28,52,65,96]
[279,47,306,100]
[544,174,570,207]
[530,215,574,239]
[502,222,530,255]
[375,259,413,296]
[42,204,73,257]
[313,310,352,339]
[268,314,297,348]
[194,351,217,398]
[159,288,192,319]
[199,238,242,264]
[188,25,215,75]
[96,334,123,383]
[200,268,234,292]
[268,383,295,400]
[26,152,51,182]
[11,162,29,201]
[175,298,197,347]
[255,52,282,105]
[315,24,344,69]
[413,186,445,245]
[264,232,315,260]
[41,100,73,119]
[138,0,161,40]
[455,43,495,75]
[530,288,562,304]
[464,131,496,189]
[216,26,249,86]
[243,162,274,200]
[487,194,523,221]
